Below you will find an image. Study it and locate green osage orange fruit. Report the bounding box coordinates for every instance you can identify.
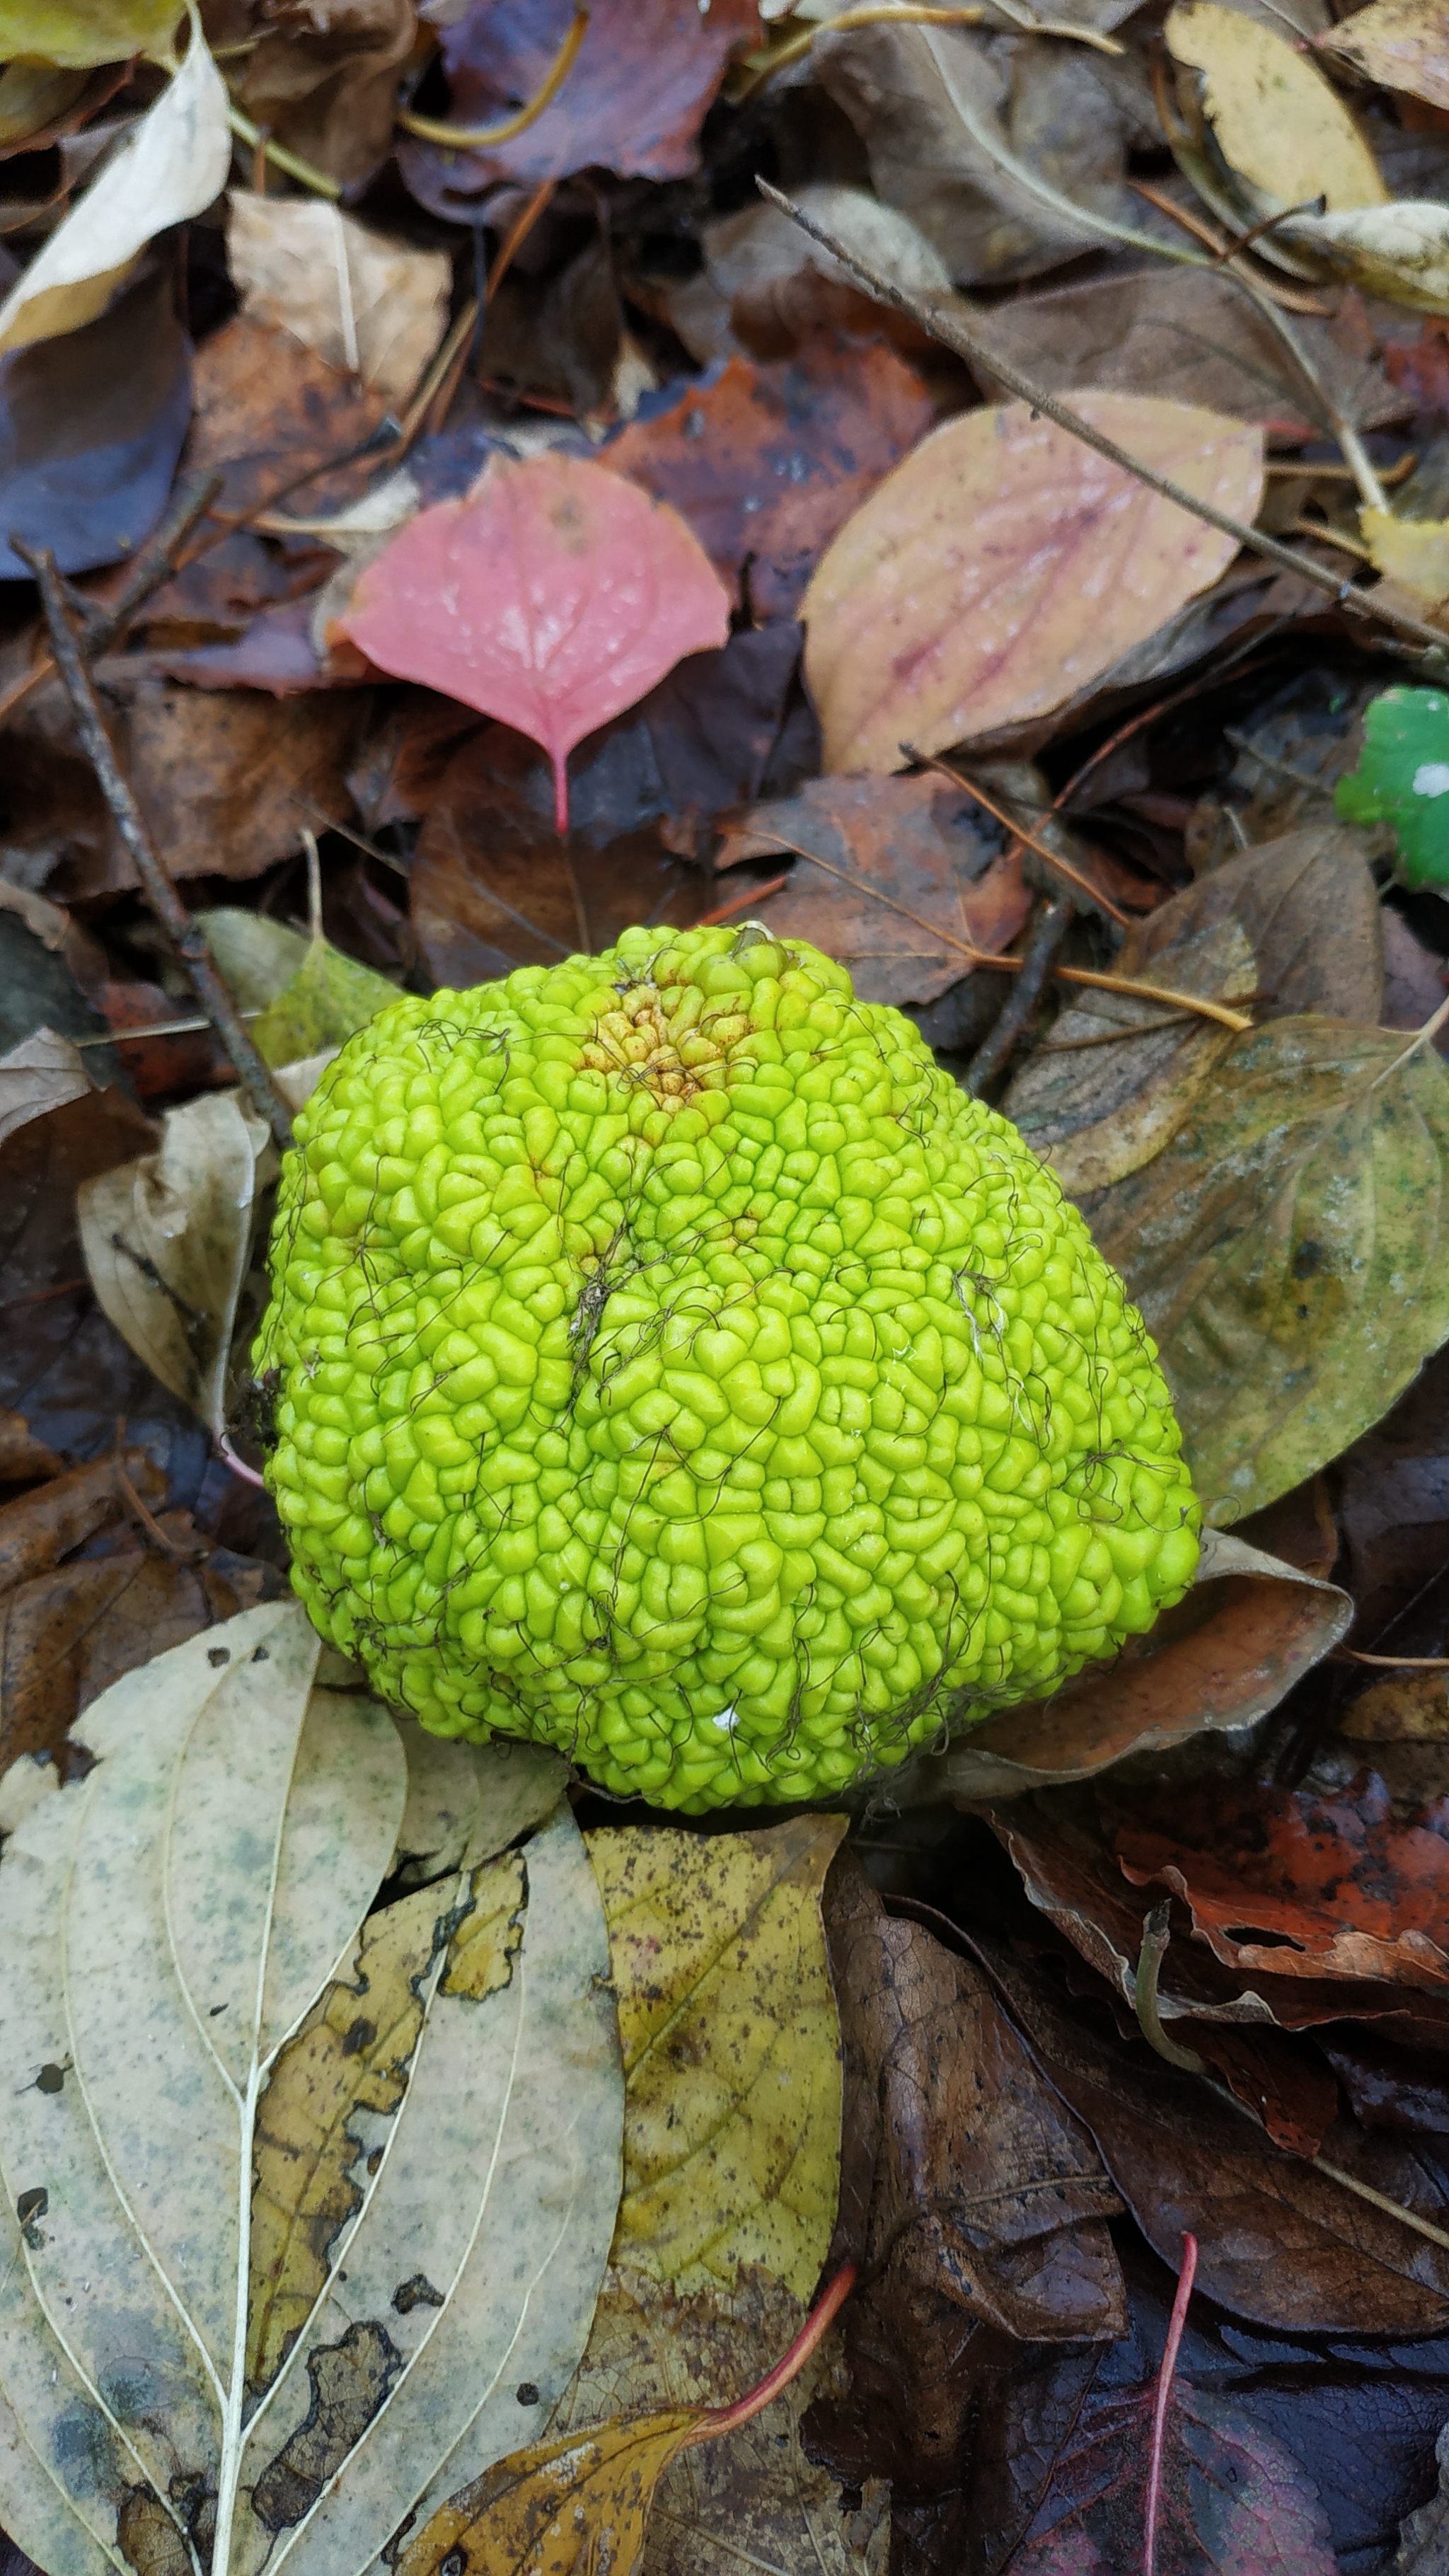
[254,924,1199,1810]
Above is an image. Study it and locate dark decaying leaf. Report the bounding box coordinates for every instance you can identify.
[229,0,416,190]
[806,1856,1124,2499]
[181,313,391,524]
[0,261,190,580]
[604,338,937,620]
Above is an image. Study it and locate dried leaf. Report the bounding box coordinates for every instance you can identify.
[716,771,1030,1010]
[553,2266,889,2576]
[910,1528,1351,1804]
[1397,2416,1449,2572]
[1320,0,1449,112]
[397,2408,703,2576]
[229,0,415,192]
[1085,1017,1449,1524]
[1285,199,1449,311]
[0,28,231,355]
[227,194,451,410]
[1165,1,1387,216]
[1361,507,1449,611]
[76,1090,270,1439]
[588,1817,845,2301]
[0,1602,623,2576]
[1004,824,1384,1194]
[340,452,732,831]
[801,394,1264,773]
[604,339,935,620]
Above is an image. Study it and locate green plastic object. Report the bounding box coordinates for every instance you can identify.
[1334,686,1449,893]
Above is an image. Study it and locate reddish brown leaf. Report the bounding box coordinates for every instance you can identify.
[398,0,759,212]
[341,451,731,830]
[0,1451,155,1600]
[1114,1774,1449,1995]
[604,339,935,619]
[715,771,1029,1010]
[185,314,390,524]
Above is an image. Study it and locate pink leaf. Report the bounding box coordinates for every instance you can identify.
[339,450,732,832]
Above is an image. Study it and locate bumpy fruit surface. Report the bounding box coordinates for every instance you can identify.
[255,925,1199,1809]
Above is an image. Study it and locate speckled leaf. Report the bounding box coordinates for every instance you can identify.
[198,908,399,1068]
[1083,1015,1449,1524]
[0,1600,624,2576]
[76,1090,271,1438]
[800,394,1263,773]
[587,1818,845,2304]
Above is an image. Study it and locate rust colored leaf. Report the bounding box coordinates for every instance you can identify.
[341,451,731,831]
[185,313,391,525]
[715,771,1030,1008]
[0,1451,151,1600]
[910,1530,1350,1806]
[802,393,1264,773]
[398,0,758,211]
[806,1856,1124,2500]
[1114,1774,1449,1996]
[604,340,935,620]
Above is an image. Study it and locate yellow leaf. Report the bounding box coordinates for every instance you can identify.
[1361,506,1449,607]
[1320,0,1449,115]
[801,394,1263,774]
[1165,0,1387,214]
[587,1817,845,2301]
[248,1851,525,2393]
[397,2411,703,2576]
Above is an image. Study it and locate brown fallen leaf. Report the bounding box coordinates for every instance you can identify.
[183,313,391,525]
[226,194,451,410]
[604,337,936,620]
[396,2264,857,2576]
[806,1854,1124,2497]
[906,1528,1351,1805]
[0,1450,154,1598]
[976,1934,1449,2334]
[715,770,1029,1009]
[802,393,1264,773]
[229,0,416,190]
[1319,0,1449,112]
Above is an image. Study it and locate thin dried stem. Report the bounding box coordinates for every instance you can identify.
[745,830,1256,1032]
[966,894,1074,1093]
[1342,1648,1449,1668]
[226,104,340,200]
[1144,2233,1198,2576]
[679,2265,857,2447]
[759,183,1449,658]
[397,9,587,146]
[19,545,294,1150]
[908,745,1131,925]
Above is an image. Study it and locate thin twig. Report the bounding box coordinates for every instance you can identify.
[966,894,1073,1094]
[763,183,1446,650]
[397,8,587,146]
[411,175,559,443]
[1286,516,1378,562]
[18,545,294,1150]
[1127,179,1335,313]
[1342,1649,1449,1669]
[696,876,790,926]
[1133,1905,1210,2074]
[746,829,1256,1031]
[0,470,221,728]
[1144,2233,1197,2576]
[908,744,1131,925]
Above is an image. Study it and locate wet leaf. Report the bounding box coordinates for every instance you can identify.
[229,0,415,191]
[0,27,230,355]
[910,1529,1351,1805]
[1283,199,1449,312]
[801,394,1264,774]
[76,1090,271,1440]
[715,770,1030,1010]
[227,193,451,410]
[587,1816,845,2301]
[340,451,732,831]
[1361,506,1449,613]
[1336,686,1449,891]
[805,1856,1124,2498]
[1320,0,1449,112]
[604,339,935,620]
[1165,1,1387,218]
[1084,1017,1449,1524]
[1005,823,1383,1192]
[0,0,182,66]
[196,908,398,1067]
[1115,1772,1449,1996]
[0,1601,623,2576]
[978,1935,1449,2333]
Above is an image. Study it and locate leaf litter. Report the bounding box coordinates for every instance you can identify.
[13,4,1449,2571]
